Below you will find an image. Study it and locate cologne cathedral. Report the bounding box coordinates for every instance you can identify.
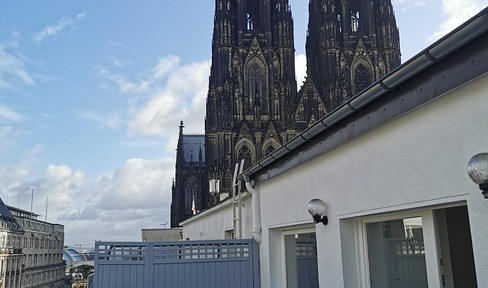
[171,0,401,227]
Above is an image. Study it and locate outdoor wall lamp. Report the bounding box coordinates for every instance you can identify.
[467,153,488,199]
[307,199,328,225]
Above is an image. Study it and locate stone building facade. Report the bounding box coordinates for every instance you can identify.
[9,206,65,288]
[0,200,24,288]
[170,122,208,228]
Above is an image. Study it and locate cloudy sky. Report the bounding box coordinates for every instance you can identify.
[0,0,486,247]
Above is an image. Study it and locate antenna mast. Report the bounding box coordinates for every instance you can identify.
[30,189,34,215]
[45,197,48,222]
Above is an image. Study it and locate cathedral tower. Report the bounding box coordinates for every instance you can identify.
[297,0,401,123]
[172,0,402,222]
[170,122,207,227]
[205,0,299,201]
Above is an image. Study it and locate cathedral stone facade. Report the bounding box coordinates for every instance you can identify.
[171,0,401,227]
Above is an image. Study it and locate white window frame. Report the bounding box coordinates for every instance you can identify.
[355,210,442,288]
[279,225,316,288]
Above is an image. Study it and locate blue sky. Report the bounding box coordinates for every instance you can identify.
[0,0,486,247]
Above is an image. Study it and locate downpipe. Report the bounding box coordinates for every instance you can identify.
[243,174,262,244]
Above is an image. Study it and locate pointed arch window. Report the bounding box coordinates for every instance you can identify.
[247,13,254,31]
[264,145,276,157]
[337,14,342,33]
[184,175,197,214]
[238,145,252,169]
[247,60,268,114]
[354,64,371,94]
[351,11,360,32]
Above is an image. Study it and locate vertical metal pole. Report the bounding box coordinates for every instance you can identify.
[238,159,245,240]
[45,197,48,222]
[30,189,34,215]
[232,163,240,239]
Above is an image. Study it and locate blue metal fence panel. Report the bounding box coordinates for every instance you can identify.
[94,239,260,288]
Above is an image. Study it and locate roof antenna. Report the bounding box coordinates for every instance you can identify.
[30,188,34,215]
[45,197,48,222]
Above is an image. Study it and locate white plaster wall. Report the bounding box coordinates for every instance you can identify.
[182,195,253,240]
[255,73,488,287]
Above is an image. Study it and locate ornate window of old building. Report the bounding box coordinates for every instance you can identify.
[351,11,360,32]
[246,59,268,114]
[264,145,276,157]
[238,145,252,169]
[337,14,342,33]
[247,13,254,31]
[184,175,197,214]
[354,63,371,94]
[295,103,305,122]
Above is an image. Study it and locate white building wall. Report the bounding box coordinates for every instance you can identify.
[182,73,488,287]
[182,193,253,240]
[255,72,488,287]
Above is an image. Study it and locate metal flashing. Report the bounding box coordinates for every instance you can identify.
[350,83,387,109]
[322,104,355,126]
[382,54,433,89]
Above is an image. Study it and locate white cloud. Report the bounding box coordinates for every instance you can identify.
[107,40,128,49]
[97,66,151,94]
[98,55,210,137]
[58,158,173,244]
[393,0,432,10]
[429,0,487,42]
[77,110,124,131]
[152,55,180,80]
[0,126,22,156]
[34,13,87,43]
[0,104,24,122]
[0,155,173,245]
[295,54,307,90]
[0,46,35,89]
[0,145,45,204]
[127,58,210,137]
[38,164,85,208]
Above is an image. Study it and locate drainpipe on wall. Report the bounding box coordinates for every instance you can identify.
[243,174,262,244]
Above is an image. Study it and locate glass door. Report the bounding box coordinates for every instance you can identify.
[284,232,319,288]
[367,217,428,288]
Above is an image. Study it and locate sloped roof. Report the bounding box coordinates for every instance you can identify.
[182,135,205,163]
[0,199,23,232]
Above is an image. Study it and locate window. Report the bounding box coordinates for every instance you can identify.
[285,232,319,287]
[247,13,254,31]
[238,145,252,170]
[248,62,266,112]
[354,64,370,94]
[276,227,319,288]
[353,207,477,288]
[264,145,276,157]
[337,15,342,33]
[184,176,197,215]
[351,11,359,32]
[367,217,428,287]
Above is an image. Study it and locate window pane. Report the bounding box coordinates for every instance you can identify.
[367,217,428,288]
[285,233,319,288]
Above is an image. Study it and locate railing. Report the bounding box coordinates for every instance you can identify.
[94,239,260,288]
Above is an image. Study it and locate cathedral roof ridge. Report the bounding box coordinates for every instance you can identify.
[182,133,205,137]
